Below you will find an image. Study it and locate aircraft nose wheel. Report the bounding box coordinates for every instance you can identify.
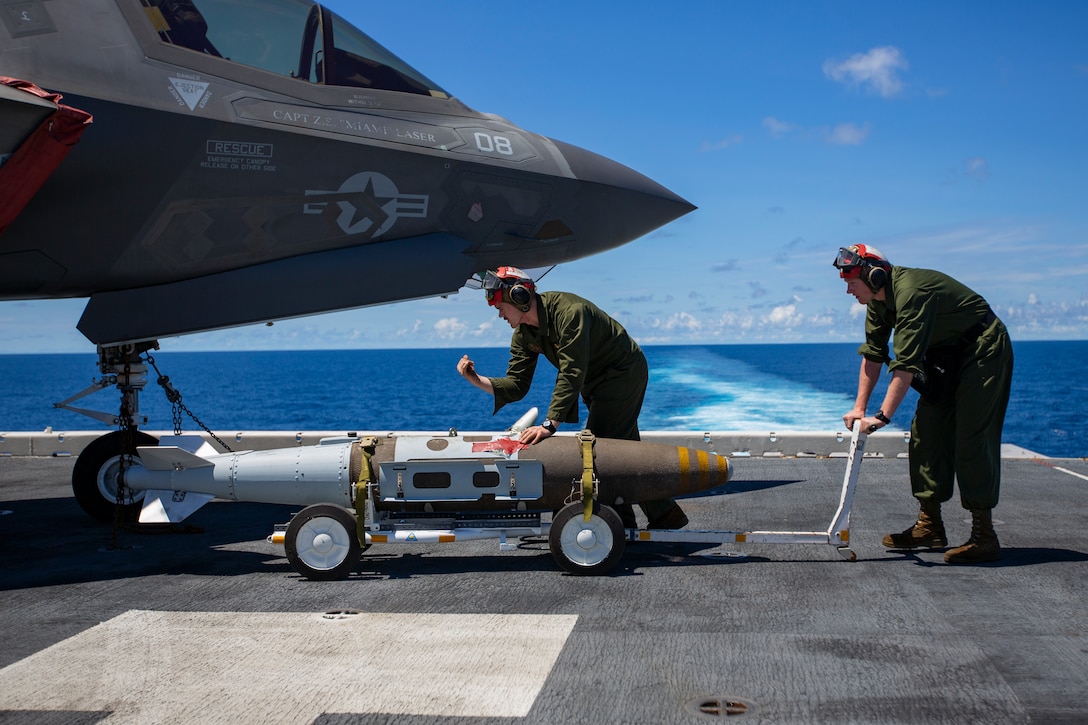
[284,504,361,581]
[71,430,158,523]
[548,501,625,575]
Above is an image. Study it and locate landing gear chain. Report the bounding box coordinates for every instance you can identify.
[146,353,232,452]
[110,372,138,549]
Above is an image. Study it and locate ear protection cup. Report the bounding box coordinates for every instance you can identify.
[866,264,888,291]
[507,283,532,311]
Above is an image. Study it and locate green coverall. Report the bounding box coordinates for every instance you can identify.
[860,267,1014,510]
[488,290,676,521]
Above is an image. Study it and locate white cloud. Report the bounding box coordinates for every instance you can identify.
[765,116,869,146]
[767,304,802,327]
[717,310,757,332]
[700,134,743,152]
[871,221,1045,261]
[434,317,467,339]
[825,122,870,145]
[763,116,799,138]
[964,157,990,181]
[711,259,739,272]
[666,311,702,332]
[823,46,909,98]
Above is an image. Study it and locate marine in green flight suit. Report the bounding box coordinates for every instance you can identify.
[834,245,1014,564]
[456,266,687,530]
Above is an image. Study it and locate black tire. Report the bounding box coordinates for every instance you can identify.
[284,504,361,581]
[71,430,158,523]
[548,501,626,576]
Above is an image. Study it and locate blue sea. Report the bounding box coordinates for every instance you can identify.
[0,341,1084,458]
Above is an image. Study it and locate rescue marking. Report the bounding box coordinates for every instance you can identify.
[199,139,276,173]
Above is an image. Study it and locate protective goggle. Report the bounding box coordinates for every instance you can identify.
[481,269,533,306]
[482,271,507,304]
[833,247,865,279]
[481,270,505,292]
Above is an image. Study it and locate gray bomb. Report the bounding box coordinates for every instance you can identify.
[121,431,732,524]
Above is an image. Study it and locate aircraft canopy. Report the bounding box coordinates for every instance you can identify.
[144,0,449,97]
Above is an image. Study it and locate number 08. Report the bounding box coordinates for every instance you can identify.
[474,132,513,155]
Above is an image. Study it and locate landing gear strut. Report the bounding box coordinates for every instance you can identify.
[59,341,230,524]
[56,342,160,522]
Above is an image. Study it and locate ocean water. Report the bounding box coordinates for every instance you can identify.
[0,341,1084,458]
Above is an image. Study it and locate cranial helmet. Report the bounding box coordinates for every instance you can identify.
[482,266,535,311]
[833,244,891,291]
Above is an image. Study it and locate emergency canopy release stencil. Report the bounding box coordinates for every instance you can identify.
[304,171,429,238]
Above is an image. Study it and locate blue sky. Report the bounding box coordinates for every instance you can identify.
[2,0,1086,352]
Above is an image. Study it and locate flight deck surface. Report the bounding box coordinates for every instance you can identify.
[2,454,1086,724]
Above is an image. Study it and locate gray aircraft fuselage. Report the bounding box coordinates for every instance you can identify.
[0,0,694,345]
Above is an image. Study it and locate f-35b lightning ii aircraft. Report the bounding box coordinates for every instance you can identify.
[0,0,694,515]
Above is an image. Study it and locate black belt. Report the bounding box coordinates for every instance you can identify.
[965,307,998,343]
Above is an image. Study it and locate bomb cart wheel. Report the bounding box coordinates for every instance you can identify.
[72,430,158,523]
[549,501,626,575]
[285,504,361,581]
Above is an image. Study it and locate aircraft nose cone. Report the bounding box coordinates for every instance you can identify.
[550,138,696,250]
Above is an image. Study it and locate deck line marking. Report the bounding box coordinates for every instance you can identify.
[0,610,578,722]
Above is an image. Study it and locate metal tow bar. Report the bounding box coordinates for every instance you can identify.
[628,421,868,561]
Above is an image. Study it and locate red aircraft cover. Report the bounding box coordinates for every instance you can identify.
[0,77,93,237]
[471,438,530,455]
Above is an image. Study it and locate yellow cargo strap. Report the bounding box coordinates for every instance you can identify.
[578,429,596,522]
[353,436,379,552]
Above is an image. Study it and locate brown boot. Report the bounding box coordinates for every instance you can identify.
[882,500,947,549]
[615,503,638,529]
[646,501,689,530]
[944,508,1001,564]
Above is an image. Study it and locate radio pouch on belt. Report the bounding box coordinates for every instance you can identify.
[910,345,961,404]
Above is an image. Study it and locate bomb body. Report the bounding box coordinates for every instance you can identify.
[121,432,731,523]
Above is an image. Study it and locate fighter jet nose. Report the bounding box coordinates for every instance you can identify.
[549,138,695,248]
[552,139,693,209]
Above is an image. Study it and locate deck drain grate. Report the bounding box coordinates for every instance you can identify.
[686,695,757,719]
[322,609,360,620]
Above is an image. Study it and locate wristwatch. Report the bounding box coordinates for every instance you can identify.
[874,410,891,425]
[541,420,556,433]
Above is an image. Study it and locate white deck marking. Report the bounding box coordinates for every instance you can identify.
[1053,465,1088,482]
[0,610,577,722]
[1029,456,1088,482]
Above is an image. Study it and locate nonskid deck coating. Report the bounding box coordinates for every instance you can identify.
[1,454,1086,724]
